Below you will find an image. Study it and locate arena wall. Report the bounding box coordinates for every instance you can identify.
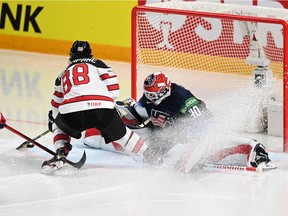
[0,1,137,62]
[1,1,287,62]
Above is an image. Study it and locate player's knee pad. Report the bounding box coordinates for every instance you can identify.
[114,127,148,156]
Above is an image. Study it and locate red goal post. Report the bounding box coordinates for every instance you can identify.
[131,1,288,152]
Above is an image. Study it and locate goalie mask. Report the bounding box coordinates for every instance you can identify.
[144,72,171,105]
[69,40,92,61]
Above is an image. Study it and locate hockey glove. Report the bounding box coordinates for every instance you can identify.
[0,113,6,129]
[41,143,72,172]
[116,98,136,107]
[48,110,54,132]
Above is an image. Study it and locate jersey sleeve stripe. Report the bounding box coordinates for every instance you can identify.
[107,84,120,91]
[54,91,63,97]
[51,99,60,108]
[100,73,117,80]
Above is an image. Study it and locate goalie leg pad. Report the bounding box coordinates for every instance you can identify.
[114,127,148,156]
[83,128,103,149]
[84,128,126,152]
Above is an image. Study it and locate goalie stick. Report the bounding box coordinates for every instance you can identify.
[173,139,276,173]
[203,163,276,172]
[127,119,151,129]
[16,129,50,150]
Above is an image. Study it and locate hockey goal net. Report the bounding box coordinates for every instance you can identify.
[131,1,288,152]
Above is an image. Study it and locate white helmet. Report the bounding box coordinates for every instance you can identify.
[143,72,171,105]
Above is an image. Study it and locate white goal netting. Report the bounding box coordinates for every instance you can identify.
[132,1,288,151]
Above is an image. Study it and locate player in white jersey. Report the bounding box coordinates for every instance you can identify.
[42,41,160,172]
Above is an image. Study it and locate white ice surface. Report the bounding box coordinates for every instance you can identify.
[0,50,287,216]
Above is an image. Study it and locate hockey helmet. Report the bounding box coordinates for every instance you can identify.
[143,72,171,105]
[69,40,92,61]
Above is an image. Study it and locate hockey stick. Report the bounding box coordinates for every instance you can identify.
[174,143,276,173]
[16,129,50,150]
[203,163,276,172]
[127,119,151,129]
[3,124,86,169]
[203,163,259,172]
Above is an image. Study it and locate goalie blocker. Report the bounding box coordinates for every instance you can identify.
[115,99,147,127]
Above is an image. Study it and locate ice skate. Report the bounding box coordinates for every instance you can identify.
[41,143,72,173]
[248,142,275,169]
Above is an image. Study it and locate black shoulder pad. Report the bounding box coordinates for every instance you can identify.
[94,59,109,69]
[55,70,65,86]
[55,77,61,86]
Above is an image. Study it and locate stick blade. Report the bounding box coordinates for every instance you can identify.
[66,151,87,169]
[16,142,35,150]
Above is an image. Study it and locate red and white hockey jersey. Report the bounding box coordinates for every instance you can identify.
[50,58,120,148]
[51,58,119,114]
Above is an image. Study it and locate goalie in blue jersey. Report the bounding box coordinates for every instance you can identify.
[84,72,274,172]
